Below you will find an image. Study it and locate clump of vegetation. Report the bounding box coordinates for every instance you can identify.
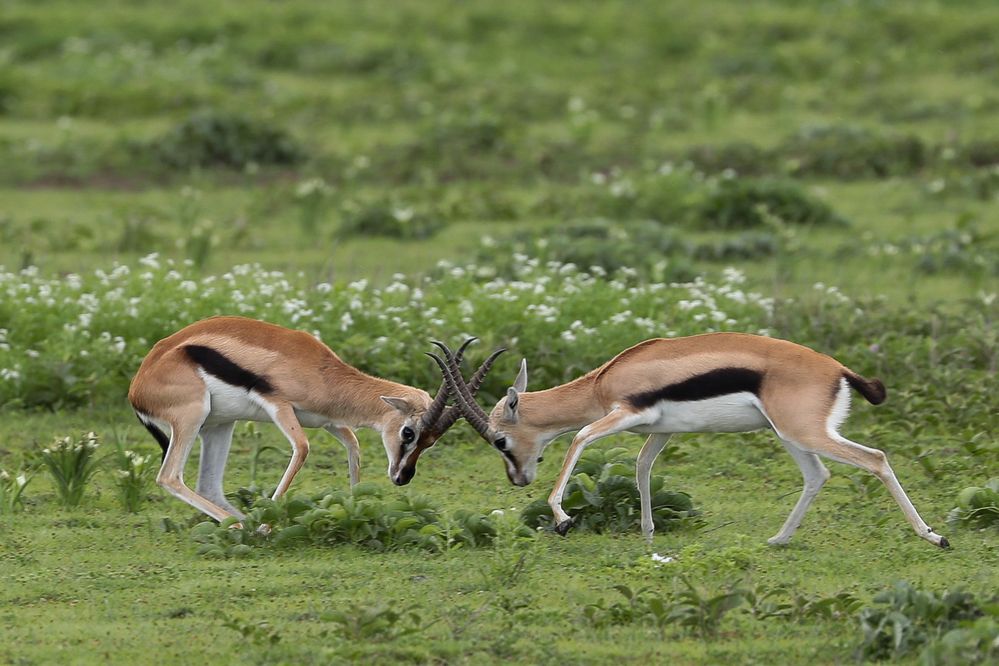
[698,178,846,229]
[778,125,927,178]
[583,578,747,638]
[684,142,772,176]
[337,200,445,240]
[152,111,304,170]
[111,448,156,513]
[190,483,525,559]
[39,431,102,508]
[320,602,430,642]
[520,446,698,534]
[948,479,999,530]
[855,581,990,661]
[478,220,696,282]
[0,468,32,514]
[921,618,999,665]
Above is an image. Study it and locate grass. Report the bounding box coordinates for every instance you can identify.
[1,410,995,664]
[0,0,996,662]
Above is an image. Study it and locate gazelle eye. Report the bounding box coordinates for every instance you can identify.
[401,426,416,444]
[493,437,507,451]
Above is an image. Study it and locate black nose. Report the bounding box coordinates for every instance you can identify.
[394,466,415,485]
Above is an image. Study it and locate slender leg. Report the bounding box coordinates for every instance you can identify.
[548,408,650,535]
[768,438,830,545]
[260,400,311,500]
[156,407,238,523]
[195,422,243,518]
[324,424,361,486]
[637,433,671,543]
[802,433,948,548]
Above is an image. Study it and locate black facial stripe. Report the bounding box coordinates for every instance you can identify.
[626,367,763,409]
[184,345,274,393]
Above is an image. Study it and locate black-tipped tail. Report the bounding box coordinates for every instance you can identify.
[843,370,887,405]
[135,412,170,461]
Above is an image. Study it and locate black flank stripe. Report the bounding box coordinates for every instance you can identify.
[627,367,763,409]
[184,345,274,393]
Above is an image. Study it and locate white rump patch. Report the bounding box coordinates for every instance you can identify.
[826,377,852,438]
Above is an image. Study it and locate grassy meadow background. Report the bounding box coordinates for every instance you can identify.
[0,1,997,663]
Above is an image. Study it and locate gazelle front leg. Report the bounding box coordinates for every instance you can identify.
[637,433,672,543]
[324,424,361,486]
[262,400,311,500]
[549,408,650,535]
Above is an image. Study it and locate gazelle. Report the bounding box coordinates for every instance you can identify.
[128,317,501,523]
[431,333,950,549]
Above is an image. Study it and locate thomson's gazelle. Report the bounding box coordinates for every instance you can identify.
[128,317,499,523]
[433,333,949,549]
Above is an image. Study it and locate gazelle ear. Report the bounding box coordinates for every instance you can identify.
[381,396,413,414]
[512,358,528,393]
[504,387,520,422]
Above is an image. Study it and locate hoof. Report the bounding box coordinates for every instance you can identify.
[554,518,574,536]
[938,536,950,549]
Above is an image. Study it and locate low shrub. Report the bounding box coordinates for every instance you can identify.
[338,200,445,240]
[152,110,304,170]
[189,483,526,558]
[683,142,772,176]
[778,125,927,178]
[698,178,846,229]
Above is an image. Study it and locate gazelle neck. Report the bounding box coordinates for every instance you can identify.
[520,374,604,437]
[317,362,420,431]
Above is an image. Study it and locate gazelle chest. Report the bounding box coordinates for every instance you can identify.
[630,392,770,434]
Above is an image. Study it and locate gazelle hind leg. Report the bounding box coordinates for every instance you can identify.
[636,433,671,543]
[768,438,830,545]
[324,424,361,486]
[549,408,651,535]
[808,432,948,548]
[196,422,243,518]
[157,409,238,523]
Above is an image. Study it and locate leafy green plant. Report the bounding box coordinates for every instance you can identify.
[583,578,747,638]
[0,468,32,514]
[320,602,430,642]
[948,478,999,529]
[39,431,102,507]
[921,617,999,665]
[856,581,987,661]
[189,484,510,558]
[520,446,698,534]
[219,613,282,646]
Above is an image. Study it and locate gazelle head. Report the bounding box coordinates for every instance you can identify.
[383,339,505,486]
[429,345,543,487]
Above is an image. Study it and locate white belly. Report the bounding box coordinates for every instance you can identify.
[630,392,770,434]
[199,371,333,429]
[200,373,270,426]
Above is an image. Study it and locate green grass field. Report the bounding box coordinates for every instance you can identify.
[1,1,997,663]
